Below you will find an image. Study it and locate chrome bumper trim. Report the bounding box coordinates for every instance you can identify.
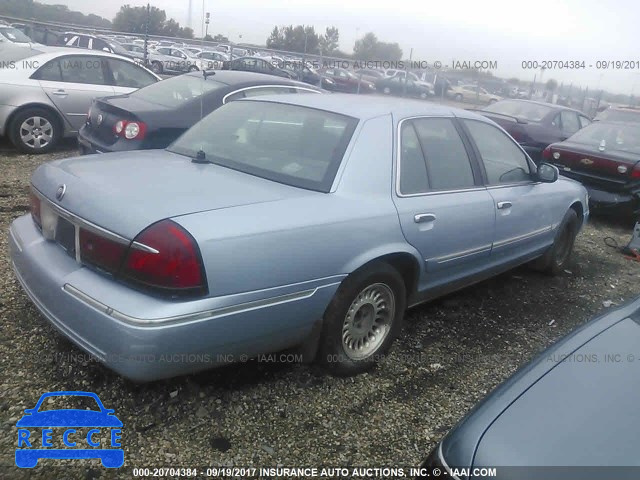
[63,283,331,327]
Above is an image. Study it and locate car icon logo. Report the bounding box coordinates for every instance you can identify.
[56,184,66,201]
[580,158,594,166]
[15,391,124,468]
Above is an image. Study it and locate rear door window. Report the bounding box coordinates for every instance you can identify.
[413,118,476,190]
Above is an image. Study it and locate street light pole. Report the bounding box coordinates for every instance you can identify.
[205,12,210,38]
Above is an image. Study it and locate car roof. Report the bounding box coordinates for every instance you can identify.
[243,93,492,122]
[499,98,584,114]
[0,47,158,79]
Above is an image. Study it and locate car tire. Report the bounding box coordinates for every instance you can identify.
[454,93,463,102]
[150,61,163,74]
[9,107,62,154]
[383,87,391,94]
[489,98,497,104]
[530,209,579,275]
[318,262,406,376]
[420,92,428,99]
[188,65,199,72]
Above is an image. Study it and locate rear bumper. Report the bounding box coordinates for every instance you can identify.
[586,186,639,215]
[10,215,340,381]
[77,126,112,154]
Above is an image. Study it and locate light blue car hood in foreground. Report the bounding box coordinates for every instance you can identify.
[31,150,317,239]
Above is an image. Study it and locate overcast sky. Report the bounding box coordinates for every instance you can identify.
[39,0,638,94]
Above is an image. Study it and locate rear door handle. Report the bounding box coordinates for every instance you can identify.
[414,213,437,223]
[497,201,512,210]
[52,89,68,97]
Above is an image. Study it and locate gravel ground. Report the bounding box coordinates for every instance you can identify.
[1,137,639,479]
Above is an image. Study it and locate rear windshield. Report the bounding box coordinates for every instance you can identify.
[483,100,554,122]
[130,75,225,108]
[168,100,358,192]
[595,109,640,123]
[568,122,640,154]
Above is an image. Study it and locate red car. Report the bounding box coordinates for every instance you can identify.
[319,67,375,93]
[543,121,640,216]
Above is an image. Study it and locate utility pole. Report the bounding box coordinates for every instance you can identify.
[205,12,210,38]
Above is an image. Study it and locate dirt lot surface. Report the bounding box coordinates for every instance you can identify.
[1,138,638,479]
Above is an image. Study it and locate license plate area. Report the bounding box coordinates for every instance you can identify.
[54,216,78,260]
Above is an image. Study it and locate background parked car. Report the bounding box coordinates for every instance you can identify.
[375,76,433,99]
[153,46,201,73]
[282,62,336,89]
[0,48,159,153]
[319,67,376,93]
[59,33,133,59]
[543,121,640,217]
[196,50,230,70]
[78,71,322,154]
[385,70,435,93]
[0,25,37,45]
[223,56,294,78]
[594,106,640,123]
[353,69,386,83]
[420,297,640,478]
[479,99,592,163]
[448,84,502,104]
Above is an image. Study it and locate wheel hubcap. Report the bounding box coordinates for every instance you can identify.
[20,117,53,149]
[342,283,395,360]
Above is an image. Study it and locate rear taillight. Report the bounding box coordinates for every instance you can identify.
[29,190,41,226]
[113,120,147,140]
[542,146,552,160]
[121,220,207,296]
[632,162,640,179]
[79,228,128,274]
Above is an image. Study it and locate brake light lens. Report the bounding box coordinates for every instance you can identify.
[113,120,146,140]
[29,190,41,226]
[121,220,207,296]
[79,228,128,274]
[542,146,552,160]
[632,162,640,179]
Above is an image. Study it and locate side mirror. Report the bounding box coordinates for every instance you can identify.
[537,162,559,183]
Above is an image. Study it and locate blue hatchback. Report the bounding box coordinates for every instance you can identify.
[15,391,123,468]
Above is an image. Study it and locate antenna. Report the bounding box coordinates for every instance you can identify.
[199,0,206,154]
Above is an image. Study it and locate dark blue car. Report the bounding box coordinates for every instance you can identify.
[15,391,123,468]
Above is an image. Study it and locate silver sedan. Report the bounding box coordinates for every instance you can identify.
[0,46,160,153]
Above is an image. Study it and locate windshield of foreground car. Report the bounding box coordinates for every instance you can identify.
[484,99,554,122]
[168,100,358,192]
[567,122,640,154]
[130,74,225,108]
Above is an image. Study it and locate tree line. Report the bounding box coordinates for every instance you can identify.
[266,25,403,60]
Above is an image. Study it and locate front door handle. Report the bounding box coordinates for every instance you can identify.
[52,89,68,97]
[414,213,437,223]
[497,201,512,210]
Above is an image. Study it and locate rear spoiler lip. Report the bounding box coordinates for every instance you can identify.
[465,108,529,124]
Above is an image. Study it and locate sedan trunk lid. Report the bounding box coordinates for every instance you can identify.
[31,149,315,239]
[549,141,640,188]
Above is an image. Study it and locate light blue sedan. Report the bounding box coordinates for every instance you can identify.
[9,94,588,381]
